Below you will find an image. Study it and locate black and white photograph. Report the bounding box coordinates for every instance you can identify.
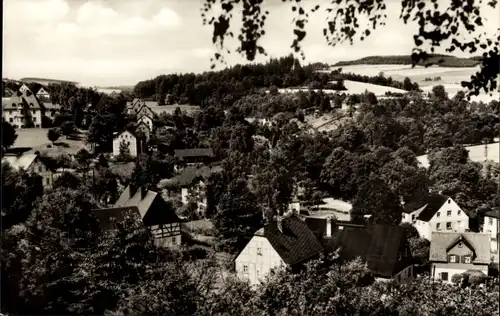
[1,0,499,315]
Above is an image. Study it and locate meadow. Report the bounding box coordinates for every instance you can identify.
[12,128,87,156]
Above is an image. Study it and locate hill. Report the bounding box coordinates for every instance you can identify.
[334,54,480,68]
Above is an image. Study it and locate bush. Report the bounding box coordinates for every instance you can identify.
[47,128,61,144]
[451,273,462,284]
[181,245,210,261]
[469,274,487,285]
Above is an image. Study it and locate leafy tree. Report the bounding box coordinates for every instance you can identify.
[53,171,83,190]
[47,128,61,144]
[213,177,263,253]
[201,0,499,97]
[75,148,92,170]
[1,119,17,150]
[116,140,131,162]
[432,84,448,100]
[60,120,75,136]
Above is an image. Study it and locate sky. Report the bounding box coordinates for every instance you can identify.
[3,0,498,86]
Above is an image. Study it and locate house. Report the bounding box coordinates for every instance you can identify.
[429,231,491,283]
[138,114,153,131]
[127,98,144,114]
[173,148,215,171]
[92,206,141,230]
[18,84,30,94]
[112,130,139,157]
[135,103,156,120]
[2,152,53,187]
[401,194,472,240]
[2,89,45,128]
[328,224,415,283]
[235,215,324,285]
[36,87,50,102]
[114,186,181,247]
[161,165,223,217]
[42,102,62,122]
[482,210,499,259]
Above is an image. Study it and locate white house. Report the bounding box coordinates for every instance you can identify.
[112,130,138,157]
[482,210,499,258]
[402,194,471,240]
[235,215,323,285]
[430,231,490,283]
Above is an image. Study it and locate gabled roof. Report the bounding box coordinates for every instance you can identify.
[114,186,180,226]
[261,216,324,266]
[2,153,39,170]
[36,87,49,95]
[91,206,142,230]
[174,148,215,159]
[163,165,223,187]
[328,224,408,278]
[430,232,490,265]
[403,194,451,221]
[113,129,137,140]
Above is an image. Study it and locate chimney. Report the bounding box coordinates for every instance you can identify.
[326,216,333,238]
[140,186,147,199]
[277,216,283,233]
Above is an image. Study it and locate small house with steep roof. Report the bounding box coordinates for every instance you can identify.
[401,194,473,240]
[112,130,139,157]
[113,186,181,247]
[429,231,490,283]
[235,215,323,285]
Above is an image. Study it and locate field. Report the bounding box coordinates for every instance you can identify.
[331,64,499,103]
[149,104,201,115]
[12,128,87,156]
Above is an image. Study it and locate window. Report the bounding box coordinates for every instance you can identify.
[446,222,452,230]
[449,255,457,263]
[12,103,16,107]
[441,272,448,281]
[490,218,494,225]
[257,248,262,256]
[172,237,176,245]
[447,210,451,217]
[9,118,13,122]
[436,223,441,230]
[33,117,36,122]
[458,242,463,248]
[437,212,440,218]
[38,166,43,172]
[457,210,461,215]
[243,265,248,273]
[448,199,451,204]
[464,256,471,264]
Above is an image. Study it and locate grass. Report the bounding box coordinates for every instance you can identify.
[334,55,480,68]
[13,128,87,156]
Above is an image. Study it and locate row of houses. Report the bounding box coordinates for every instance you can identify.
[2,84,61,129]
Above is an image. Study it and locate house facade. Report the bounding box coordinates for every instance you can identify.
[402,194,470,240]
[112,130,138,157]
[114,186,181,247]
[135,121,151,143]
[235,215,324,285]
[430,232,490,283]
[138,114,153,131]
[2,153,53,188]
[173,148,215,171]
[36,87,50,102]
[2,90,44,128]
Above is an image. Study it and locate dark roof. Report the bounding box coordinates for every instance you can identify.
[430,232,490,265]
[263,216,324,266]
[328,224,408,278]
[114,186,180,226]
[484,210,500,219]
[174,148,215,159]
[164,165,223,187]
[403,194,450,221]
[92,206,141,230]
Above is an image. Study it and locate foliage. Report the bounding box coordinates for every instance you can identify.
[47,128,61,144]
[60,120,75,136]
[116,139,132,162]
[334,54,481,68]
[1,119,17,150]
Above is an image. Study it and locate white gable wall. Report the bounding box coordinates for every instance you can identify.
[139,115,153,131]
[235,235,285,285]
[483,215,499,240]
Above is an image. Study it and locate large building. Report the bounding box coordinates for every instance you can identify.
[2,86,44,128]
[401,194,472,240]
[429,231,490,283]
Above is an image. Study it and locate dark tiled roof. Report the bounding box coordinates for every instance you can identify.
[328,224,408,278]
[263,216,324,265]
[92,206,141,230]
[165,165,223,187]
[403,194,450,221]
[430,232,490,265]
[174,148,215,159]
[114,186,180,226]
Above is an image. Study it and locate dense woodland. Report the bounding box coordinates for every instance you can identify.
[2,55,500,314]
[334,54,482,68]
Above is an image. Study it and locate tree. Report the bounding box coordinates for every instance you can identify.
[1,119,17,150]
[116,140,131,162]
[60,120,75,136]
[75,148,92,170]
[432,85,448,100]
[201,0,499,97]
[47,128,61,144]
